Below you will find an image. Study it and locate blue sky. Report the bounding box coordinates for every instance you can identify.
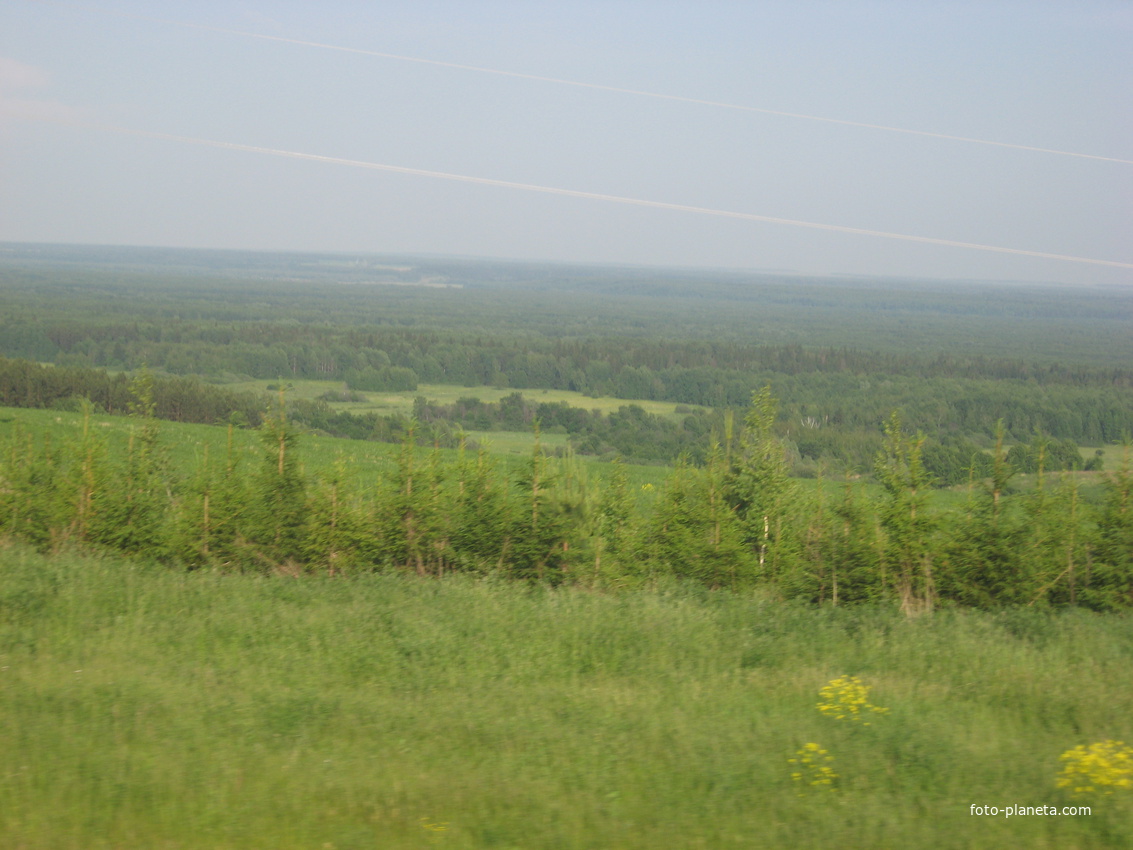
[1,1,1130,285]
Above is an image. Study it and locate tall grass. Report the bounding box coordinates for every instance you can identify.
[2,543,1131,848]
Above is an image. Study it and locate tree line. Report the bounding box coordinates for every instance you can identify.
[2,381,1129,612]
[1,356,1103,477]
[4,311,1131,451]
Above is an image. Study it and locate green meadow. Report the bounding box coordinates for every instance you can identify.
[222,378,702,421]
[1,543,1130,848]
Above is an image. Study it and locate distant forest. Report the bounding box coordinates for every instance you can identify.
[2,245,1131,477]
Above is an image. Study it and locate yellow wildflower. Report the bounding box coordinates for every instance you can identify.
[1057,740,1133,797]
[817,675,888,724]
[789,742,838,793]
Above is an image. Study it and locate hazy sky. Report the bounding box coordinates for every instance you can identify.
[1,1,1130,285]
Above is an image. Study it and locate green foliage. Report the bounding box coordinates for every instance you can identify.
[506,423,572,583]
[729,387,800,583]
[589,457,637,585]
[793,480,885,606]
[2,544,1132,848]
[85,371,169,556]
[6,245,1132,608]
[920,437,994,486]
[645,452,755,589]
[8,244,1133,844]
[0,422,79,551]
[378,425,452,576]
[446,440,515,572]
[0,355,266,426]
[874,413,936,614]
[1007,435,1086,474]
[1083,445,1133,611]
[302,453,376,574]
[2,385,1131,609]
[247,392,307,569]
[5,251,1133,471]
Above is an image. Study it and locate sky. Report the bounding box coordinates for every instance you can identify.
[1,0,1130,286]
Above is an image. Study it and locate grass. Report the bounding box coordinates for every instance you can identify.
[1094,443,1132,474]
[221,378,705,422]
[462,428,570,457]
[1,543,1131,848]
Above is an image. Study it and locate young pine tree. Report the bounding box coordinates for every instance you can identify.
[940,422,1027,607]
[647,445,754,589]
[170,425,254,570]
[589,457,636,587]
[826,479,886,605]
[447,437,515,573]
[508,420,571,583]
[1081,443,1133,610]
[728,387,800,584]
[874,412,936,615]
[379,423,451,576]
[248,390,307,571]
[87,369,169,556]
[1027,473,1085,606]
[303,454,374,575]
[0,422,76,551]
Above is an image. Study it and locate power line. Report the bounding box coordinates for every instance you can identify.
[44,119,1133,271]
[30,0,1133,167]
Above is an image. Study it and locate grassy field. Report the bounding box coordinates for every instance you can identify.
[221,376,704,458]
[461,428,570,458]
[221,378,705,422]
[1,543,1130,848]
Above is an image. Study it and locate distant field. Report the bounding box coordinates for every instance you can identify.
[218,377,704,464]
[1095,443,1132,472]
[222,378,704,422]
[462,427,570,456]
[2,544,1130,849]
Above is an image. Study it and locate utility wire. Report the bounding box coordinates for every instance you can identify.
[28,0,1133,166]
[41,119,1132,271]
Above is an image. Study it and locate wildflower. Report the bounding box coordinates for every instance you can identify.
[1057,740,1133,798]
[789,742,838,793]
[817,675,888,724]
